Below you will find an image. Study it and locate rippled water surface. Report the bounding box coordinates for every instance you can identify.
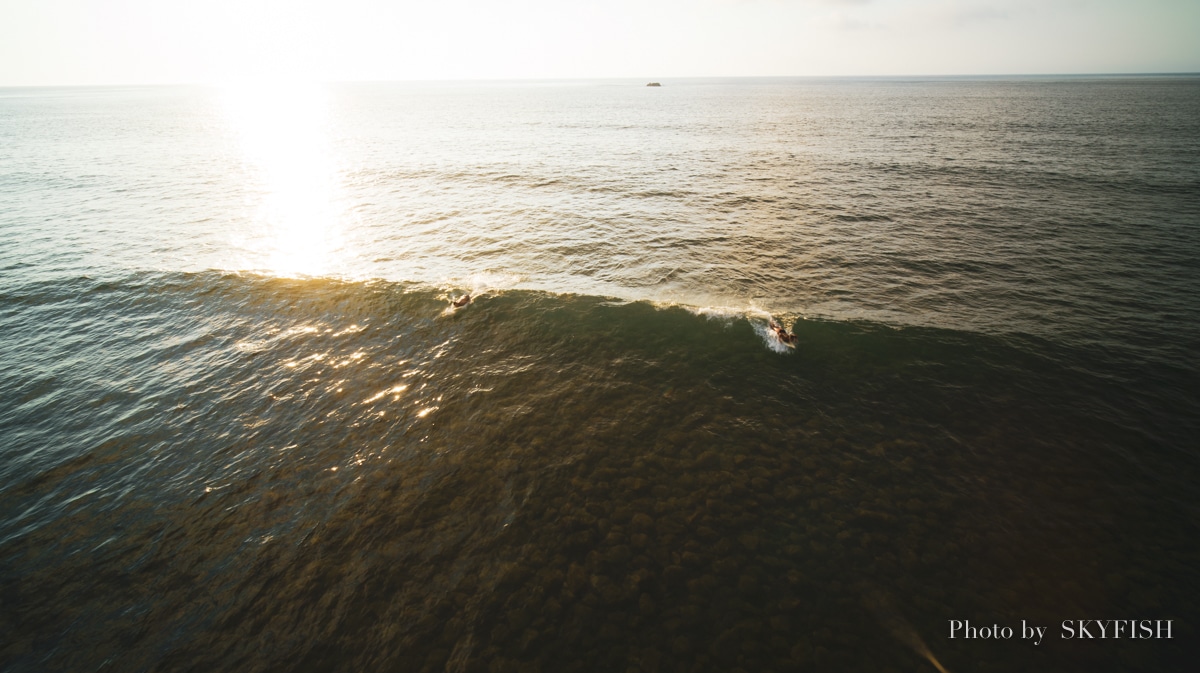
[2,77,1199,672]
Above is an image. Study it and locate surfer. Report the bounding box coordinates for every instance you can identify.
[769,319,797,345]
[452,293,471,308]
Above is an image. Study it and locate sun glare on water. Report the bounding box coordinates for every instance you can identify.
[221,81,349,277]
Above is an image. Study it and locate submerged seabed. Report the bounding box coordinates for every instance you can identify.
[1,271,1196,672]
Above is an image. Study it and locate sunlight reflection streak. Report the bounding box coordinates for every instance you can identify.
[222,83,348,276]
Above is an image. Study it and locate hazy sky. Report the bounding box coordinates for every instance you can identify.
[2,0,1197,85]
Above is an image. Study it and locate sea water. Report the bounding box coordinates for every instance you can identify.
[1,77,1198,671]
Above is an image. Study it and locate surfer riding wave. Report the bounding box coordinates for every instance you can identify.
[769,319,797,346]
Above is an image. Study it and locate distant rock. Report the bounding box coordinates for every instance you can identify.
[646,82,662,87]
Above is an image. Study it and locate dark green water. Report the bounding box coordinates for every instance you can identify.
[1,272,1196,672]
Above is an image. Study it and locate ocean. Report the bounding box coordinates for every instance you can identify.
[1,76,1198,672]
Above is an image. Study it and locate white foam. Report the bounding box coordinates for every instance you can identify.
[753,321,795,354]
[687,304,745,321]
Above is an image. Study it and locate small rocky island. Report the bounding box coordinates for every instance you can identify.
[646,82,661,87]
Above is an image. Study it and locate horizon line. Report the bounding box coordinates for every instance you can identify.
[3,71,1200,89]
